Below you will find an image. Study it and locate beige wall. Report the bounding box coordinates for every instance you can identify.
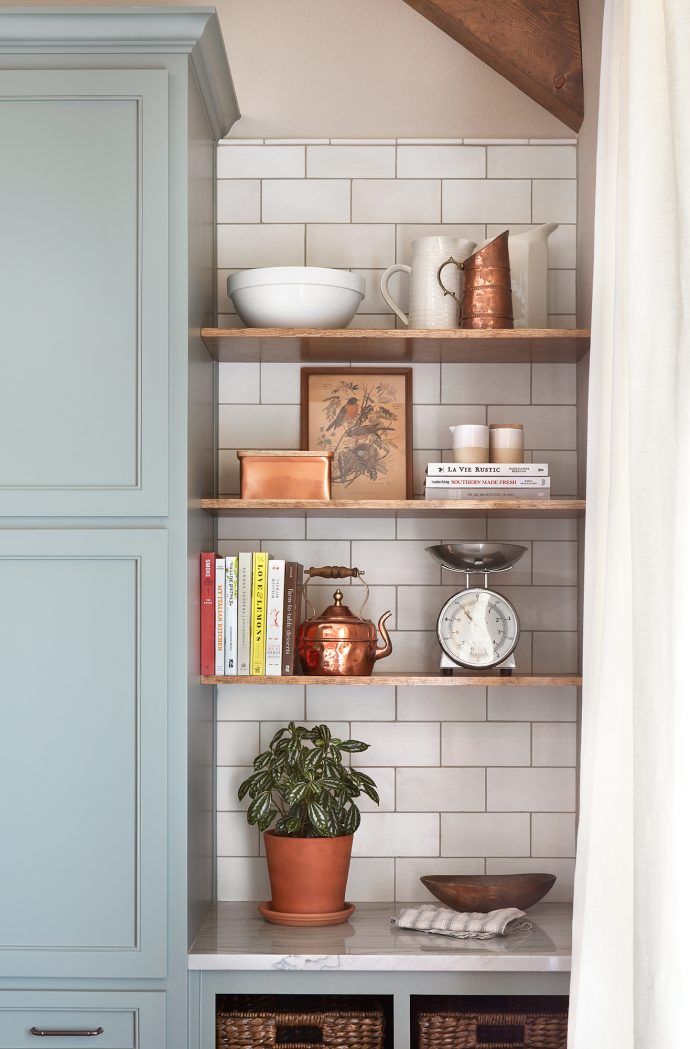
[18,0,571,138]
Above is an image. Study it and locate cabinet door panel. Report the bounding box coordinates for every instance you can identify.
[0,70,168,515]
[0,991,165,1048]
[0,531,166,977]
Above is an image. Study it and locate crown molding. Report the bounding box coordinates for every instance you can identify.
[0,7,239,138]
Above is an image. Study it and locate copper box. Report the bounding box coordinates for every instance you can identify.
[237,450,333,500]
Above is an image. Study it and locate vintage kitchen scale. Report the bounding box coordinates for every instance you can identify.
[426,543,527,675]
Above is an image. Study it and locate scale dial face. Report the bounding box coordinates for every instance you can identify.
[437,587,519,669]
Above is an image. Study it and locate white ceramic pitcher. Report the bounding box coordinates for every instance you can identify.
[491,224,559,328]
[380,236,476,328]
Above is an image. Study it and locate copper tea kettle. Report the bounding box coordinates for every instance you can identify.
[297,566,392,677]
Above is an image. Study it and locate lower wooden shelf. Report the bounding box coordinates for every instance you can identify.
[202,498,585,517]
[202,673,581,687]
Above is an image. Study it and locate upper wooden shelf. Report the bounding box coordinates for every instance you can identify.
[202,498,585,518]
[201,327,590,364]
[202,673,581,687]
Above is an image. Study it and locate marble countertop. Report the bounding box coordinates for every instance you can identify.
[188,902,572,972]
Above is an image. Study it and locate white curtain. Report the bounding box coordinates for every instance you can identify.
[570,0,690,1046]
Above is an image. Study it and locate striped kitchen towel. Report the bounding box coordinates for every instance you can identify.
[391,904,531,939]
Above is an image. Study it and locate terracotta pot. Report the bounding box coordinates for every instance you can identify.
[264,831,353,915]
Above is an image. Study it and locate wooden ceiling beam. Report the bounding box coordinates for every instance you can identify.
[401,0,584,131]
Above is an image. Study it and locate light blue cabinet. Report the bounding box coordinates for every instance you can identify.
[0,990,165,1048]
[0,9,238,1047]
[0,529,167,978]
[0,69,168,517]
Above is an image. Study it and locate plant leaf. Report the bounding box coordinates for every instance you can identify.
[246,791,273,826]
[339,739,368,753]
[307,800,331,836]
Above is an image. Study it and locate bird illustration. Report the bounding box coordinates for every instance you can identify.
[325,396,358,431]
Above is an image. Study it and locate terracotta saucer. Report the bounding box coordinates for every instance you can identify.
[258,902,356,927]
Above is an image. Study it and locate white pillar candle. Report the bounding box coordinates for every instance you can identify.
[489,424,524,463]
[449,424,490,463]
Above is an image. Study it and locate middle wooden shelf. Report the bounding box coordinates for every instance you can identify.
[202,673,582,687]
[202,498,585,517]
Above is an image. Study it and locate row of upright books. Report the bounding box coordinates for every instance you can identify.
[424,462,551,500]
[200,552,303,677]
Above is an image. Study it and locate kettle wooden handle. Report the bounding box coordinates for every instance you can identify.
[306,566,364,579]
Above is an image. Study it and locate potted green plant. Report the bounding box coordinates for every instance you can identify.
[239,722,379,925]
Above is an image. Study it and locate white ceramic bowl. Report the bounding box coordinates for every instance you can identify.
[227,266,365,328]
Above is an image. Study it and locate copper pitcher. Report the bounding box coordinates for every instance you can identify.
[437,231,514,329]
[297,566,392,676]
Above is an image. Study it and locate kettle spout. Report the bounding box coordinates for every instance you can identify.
[374,610,393,661]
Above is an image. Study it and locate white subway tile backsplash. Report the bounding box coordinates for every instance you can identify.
[532,722,577,767]
[486,405,576,449]
[218,514,306,541]
[396,857,485,901]
[532,179,577,224]
[217,179,261,223]
[307,224,396,267]
[217,766,252,811]
[532,631,579,673]
[395,515,485,542]
[217,812,259,856]
[351,540,441,585]
[214,138,582,901]
[531,813,576,857]
[351,722,440,767]
[306,515,395,540]
[218,404,301,449]
[442,363,531,404]
[218,223,305,268]
[218,362,260,403]
[443,180,531,223]
[217,857,270,902]
[532,541,578,586]
[487,146,576,179]
[351,269,391,314]
[397,146,485,179]
[353,813,439,857]
[217,722,260,766]
[352,767,395,812]
[397,767,485,811]
[306,685,396,722]
[443,722,531,767]
[262,179,350,222]
[442,813,530,856]
[531,363,577,404]
[397,686,486,722]
[488,686,577,722]
[352,180,441,223]
[486,857,575,901]
[414,404,485,448]
[217,144,305,178]
[347,858,395,900]
[307,145,395,178]
[217,683,305,722]
[487,768,576,811]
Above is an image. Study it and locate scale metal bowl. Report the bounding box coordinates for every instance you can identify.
[426,542,527,574]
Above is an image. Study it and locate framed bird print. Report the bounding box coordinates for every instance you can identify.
[300,368,413,499]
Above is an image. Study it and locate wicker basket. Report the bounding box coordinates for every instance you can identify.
[217,998,385,1049]
[415,997,568,1049]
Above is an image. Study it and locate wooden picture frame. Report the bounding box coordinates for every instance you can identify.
[300,368,413,499]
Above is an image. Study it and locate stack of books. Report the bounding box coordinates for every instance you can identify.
[200,552,304,676]
[425,462,551,500]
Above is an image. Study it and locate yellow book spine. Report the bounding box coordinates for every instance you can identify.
[250,553,268,675]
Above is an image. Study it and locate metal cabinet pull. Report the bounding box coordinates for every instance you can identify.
[30,1027,104,1037]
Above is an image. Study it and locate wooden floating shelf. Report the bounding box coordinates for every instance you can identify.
[202,498,585,517]
[201,327,590,364]
[202,674,581,687]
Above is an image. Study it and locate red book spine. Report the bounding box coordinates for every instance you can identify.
[200,552,216,676]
